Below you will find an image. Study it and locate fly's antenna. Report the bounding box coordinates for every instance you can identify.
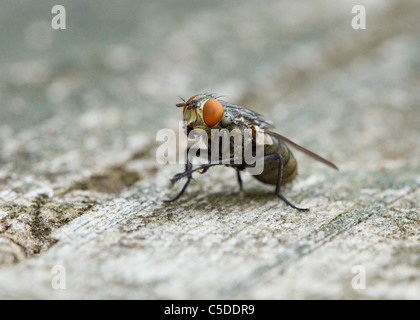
[176,96,186,108]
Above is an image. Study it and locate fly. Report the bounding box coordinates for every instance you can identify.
[164,93,338,211]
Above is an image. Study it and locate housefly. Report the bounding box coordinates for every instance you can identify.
[165,93,338,211]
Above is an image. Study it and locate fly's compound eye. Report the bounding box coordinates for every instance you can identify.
[203,98,224,127]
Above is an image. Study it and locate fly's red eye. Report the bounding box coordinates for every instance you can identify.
[203,98,224,127]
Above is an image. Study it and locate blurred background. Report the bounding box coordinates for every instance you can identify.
[1,0,419,176]
[1,0,419,171]
[0,0,419,299]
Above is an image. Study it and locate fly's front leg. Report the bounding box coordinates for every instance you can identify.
[170,156,243,185]
[164,150,193,203]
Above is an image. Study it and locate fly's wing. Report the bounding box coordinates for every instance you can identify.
[266,130,339,170]
[216,96,338,170]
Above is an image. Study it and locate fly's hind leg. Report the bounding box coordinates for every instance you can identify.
[274,153,309,212]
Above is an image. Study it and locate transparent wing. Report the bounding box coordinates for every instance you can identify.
[266,130,339,170]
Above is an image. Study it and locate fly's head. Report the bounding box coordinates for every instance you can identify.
[176,94,225,135]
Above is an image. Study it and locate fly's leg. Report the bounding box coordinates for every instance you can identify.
[167,153,308,211]
[274,153,309,212]
[236,169,243,192]
[170,156,243,185]
[164,151,193,203]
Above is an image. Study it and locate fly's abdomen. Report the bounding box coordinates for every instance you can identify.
[253,137,297,186]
